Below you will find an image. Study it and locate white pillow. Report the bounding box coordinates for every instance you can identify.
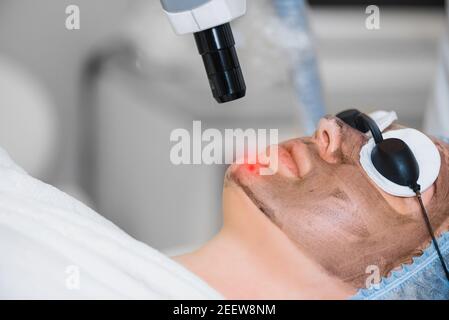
[0,146,221,299]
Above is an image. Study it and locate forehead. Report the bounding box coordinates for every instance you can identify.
[327,114,407,133]
[325,115,416,164]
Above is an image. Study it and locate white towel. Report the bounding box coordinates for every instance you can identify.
[0,147,222,299]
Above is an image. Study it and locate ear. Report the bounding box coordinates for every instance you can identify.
[315,118,343,164]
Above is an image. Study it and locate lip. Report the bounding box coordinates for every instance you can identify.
[228,144,300,178]
[277,144,301,177]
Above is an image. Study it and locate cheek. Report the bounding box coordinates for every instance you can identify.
[271,164,376,224]
[231,165,285,196]
[231,148,381,229]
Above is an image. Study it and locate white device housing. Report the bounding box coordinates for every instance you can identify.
[163,0,247,35]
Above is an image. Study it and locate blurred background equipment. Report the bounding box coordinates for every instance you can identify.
[0,0,446,254]
[273,0,326,134]
[0,55,57,179]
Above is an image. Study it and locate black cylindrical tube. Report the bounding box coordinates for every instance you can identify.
[194,23,246,104]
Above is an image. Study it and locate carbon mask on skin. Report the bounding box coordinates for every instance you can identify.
[228,117,449,289]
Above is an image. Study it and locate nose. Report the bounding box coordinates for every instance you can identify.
[315,117,344,163]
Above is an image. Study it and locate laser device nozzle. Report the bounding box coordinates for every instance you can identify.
[194,23,246,104]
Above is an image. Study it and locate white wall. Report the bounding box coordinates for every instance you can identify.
[0,0,129,198]
[310,7,446,128]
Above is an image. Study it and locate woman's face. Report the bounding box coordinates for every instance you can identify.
[227,116,449,289]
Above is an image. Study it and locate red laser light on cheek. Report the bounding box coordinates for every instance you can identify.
[247,164,256,172]
[244,162,265,175]
[240,154,270,175]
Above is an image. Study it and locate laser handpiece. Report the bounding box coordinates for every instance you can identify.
[160,0,247,104]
